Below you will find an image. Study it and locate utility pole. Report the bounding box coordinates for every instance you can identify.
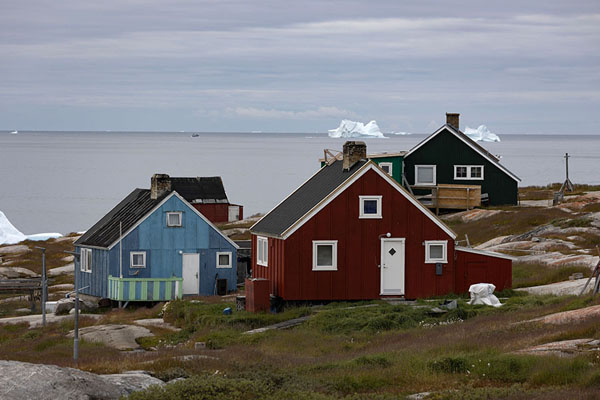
[34,246,47,327]
[560,152,574,193]
[65,250,80,364]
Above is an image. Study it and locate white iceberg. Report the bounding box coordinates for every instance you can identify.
[388,131,411,135]
[0,211,63,245]
[328,120,386,138]
[464,125,500,142]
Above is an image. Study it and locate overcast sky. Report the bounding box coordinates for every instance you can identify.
[1,1,599,133]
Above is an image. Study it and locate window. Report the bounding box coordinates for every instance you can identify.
[415,165,436,185]
[454,165,484,180]
[216,252,232,268]
[130,251,146,268]
[166,212,182,227]
[379,162,393,176]
[359,195,382,219]
[312,240,338,271]
[80,248,92,273]
[425,241,447,263]
[256,236,268,266]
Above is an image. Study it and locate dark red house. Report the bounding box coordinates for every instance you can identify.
[250,141,511,301]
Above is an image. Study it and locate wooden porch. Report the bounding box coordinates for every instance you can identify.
[411,184,482,214]
[108,276,182,302]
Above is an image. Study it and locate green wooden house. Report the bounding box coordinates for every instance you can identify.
[403,113,520,205]
[320,150,406,185]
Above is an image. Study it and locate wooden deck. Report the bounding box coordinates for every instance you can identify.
[412,184,482,214]
[0,278,42,311]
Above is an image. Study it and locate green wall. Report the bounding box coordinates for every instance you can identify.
[320,155,404,185]
[404,129,518,205]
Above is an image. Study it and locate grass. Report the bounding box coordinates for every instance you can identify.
[512,262,591,288]
[519,184,600,200]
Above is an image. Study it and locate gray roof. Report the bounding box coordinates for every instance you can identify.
[170,177,228,203]
[75,189,168,248]
[251,160,367,237]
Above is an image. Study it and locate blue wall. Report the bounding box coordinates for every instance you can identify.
[76,194,237,298]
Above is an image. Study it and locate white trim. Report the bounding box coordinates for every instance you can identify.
[414,165,437,186]
[378,162,393,176]
[256,236,268,266]
[425,240,448,264]
[130,251,146,268]
[405,124,521,182]
[359,195,382,219]
[216,251,232,268]
[80,248,92,273]
[380,237,405,295]
[107,191,239,250]
[456,246,516,261]
[454,165,484,180]
[166,211,182,227]
[312,240,338,271]
[280,162,457,240]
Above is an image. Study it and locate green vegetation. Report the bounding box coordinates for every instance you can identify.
[512,262,591,288]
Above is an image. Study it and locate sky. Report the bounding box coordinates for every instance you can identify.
[1,1,599,134]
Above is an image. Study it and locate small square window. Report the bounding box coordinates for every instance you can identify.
[455,166,468,178]
[379,162,393,176]
[217,252,232,268]
[312,240,337,271]
[130,251,146,268]
[359,196,382,219]
[471,166,483,178]
[415,165,436,185]
[454,165,484,180]
[425,241,447,263]
[167,212,182,227]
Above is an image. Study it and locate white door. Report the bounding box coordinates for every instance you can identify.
[228,205,240,222]
[182,253,200,295]
[380,238,405,295]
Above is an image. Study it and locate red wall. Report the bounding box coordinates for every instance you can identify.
[193,204,229,223]
[455,250,512,293]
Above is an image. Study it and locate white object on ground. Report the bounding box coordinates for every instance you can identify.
[328,120,386,138]
[467,283,502,307]
[464,125,500,142]
[0,211,27,245]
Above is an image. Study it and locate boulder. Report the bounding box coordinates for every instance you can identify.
[0,360,163,400]
[54,297,98,315]
[67,324,154,350]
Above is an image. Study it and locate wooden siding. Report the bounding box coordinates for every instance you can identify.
[108,276,182,301]
[404,128,518,205]
[192,203,229,223]
[253,168,456,300]
[455,250,512,293]
[370,156,403,185]
[79,195,237,299]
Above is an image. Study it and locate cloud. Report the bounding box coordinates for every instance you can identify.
[227,106,358,120]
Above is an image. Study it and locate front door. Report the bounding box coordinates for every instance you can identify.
[380,238,405,295]
[182,253,200,295]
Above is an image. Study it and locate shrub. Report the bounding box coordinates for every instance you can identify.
[428,357,469,374]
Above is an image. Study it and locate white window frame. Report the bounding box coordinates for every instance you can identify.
[216,251,232,268]
[312,240,338,271]
[166,211,183,227]
[425,240,448,264]
[453,165,484,180]
[359,195,382,219]
[256,236,268,267]
[379,162,393,176]
[130,251,147,268]
[80,248,92,273]
[414,165,437,186]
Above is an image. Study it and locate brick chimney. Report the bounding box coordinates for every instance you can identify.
[342,141,367,171]
[151,173,171,199]
[446,113,460,130]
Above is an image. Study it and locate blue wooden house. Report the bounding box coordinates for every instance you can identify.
[74,174,239,303]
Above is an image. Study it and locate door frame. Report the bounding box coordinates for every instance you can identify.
[380,238,406,295]
[182,253,200,295]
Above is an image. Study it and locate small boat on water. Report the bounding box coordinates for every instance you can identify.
[191,133,200,137]
[10,130,18,134]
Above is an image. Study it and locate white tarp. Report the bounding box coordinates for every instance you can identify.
[467,283,503,307]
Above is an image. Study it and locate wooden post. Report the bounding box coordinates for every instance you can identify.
[560,153,575,193]
[434,187,439,216]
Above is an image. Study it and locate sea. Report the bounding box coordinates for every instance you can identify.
[1,130,600,235]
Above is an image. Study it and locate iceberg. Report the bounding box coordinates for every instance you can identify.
[464,125,500,142]
[328,120,386,138]
[388,131,411,136]
[0,211,63,245]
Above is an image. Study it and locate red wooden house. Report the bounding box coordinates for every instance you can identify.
[250,141,511,301]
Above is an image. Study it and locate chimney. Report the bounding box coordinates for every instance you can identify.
[446,113,460,130]
[150,173,171,199]
[342,141,367,171]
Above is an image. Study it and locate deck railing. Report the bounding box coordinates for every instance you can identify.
[108,276,183,302]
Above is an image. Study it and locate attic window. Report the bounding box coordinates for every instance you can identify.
[312,240,337,271]
[166,212,182,227]
[415,165,436,186]
[379,162,393,176]
[80,248,92,273]
[216,252,232,268]
[454,165,484,180]
[425,241,447,263]
[359,196,382,219]
[257,236,268,267]
[130,251,146,268]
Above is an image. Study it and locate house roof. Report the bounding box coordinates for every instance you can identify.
[251,160,456,239]
[75,188,168,248]
[251,160,368,237]
[170,177,228,203]
[405,124,521,182]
